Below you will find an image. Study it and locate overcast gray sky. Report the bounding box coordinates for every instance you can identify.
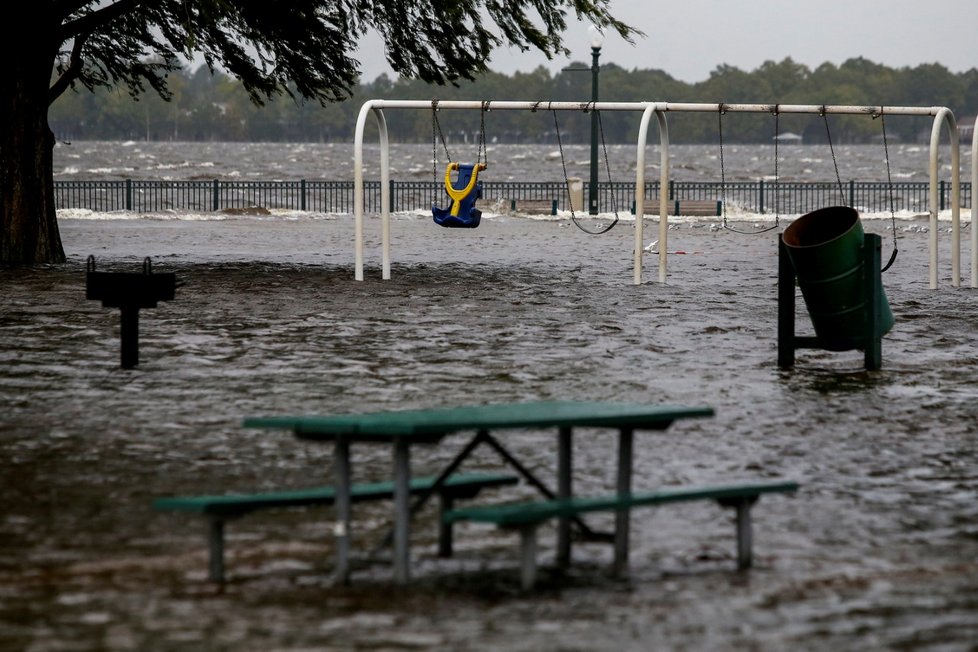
[355,0,978,83]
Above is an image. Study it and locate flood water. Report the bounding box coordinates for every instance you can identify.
[3,161,978,649]
[53,139,970,184]
[0,129,978,652]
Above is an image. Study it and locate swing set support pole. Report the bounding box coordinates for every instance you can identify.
[354,102,393,281]
[634,105,670,284]
[654,103,964,288]
[927,107,961,289]
[589,46,601,215]
[355,100,655,284]
[973,115,978,289]
[352,100,969,288]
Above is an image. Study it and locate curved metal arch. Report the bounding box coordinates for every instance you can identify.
[354,100,654,284]
[354,100,970,287]
[973,115,978,288]
[928,107,961,288]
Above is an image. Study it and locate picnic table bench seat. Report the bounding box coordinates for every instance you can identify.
[444,480,799,590]
[242,401,716,586]
[154,472,518,582]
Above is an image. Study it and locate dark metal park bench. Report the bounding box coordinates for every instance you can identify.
[509,198,558,215]
[633,198,723,216]
[154,472,518,582]
[443,480,799,590]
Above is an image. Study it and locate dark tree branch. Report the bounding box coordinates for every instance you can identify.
[49,33,89,104]
[59,0,147,41]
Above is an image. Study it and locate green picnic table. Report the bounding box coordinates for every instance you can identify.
[243,400,714,585]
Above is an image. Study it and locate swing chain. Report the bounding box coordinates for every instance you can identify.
[718,104,728,226]
[432,101,437,186]
[720,103,780,234]
[432,99,489,172]
[874,106,899,271]
[431,100,453,188]
[821,106,847,206]
[478,101,490,168]
[552,109,617,235]
[774,104,781,222]
[597,110,621,222]
[773,105,780,225]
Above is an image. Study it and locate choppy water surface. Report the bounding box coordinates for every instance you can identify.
[2,210,977,650]
[53,139,971,183]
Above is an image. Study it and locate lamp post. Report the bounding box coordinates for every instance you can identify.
[588,25,603,215]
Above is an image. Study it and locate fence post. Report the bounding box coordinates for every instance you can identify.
[125,179,132,211]
[940,180,945,211]
[212,179,219,211]
[668,179,674,200]
[849,179,855,208]
[759,179,765,214]
[300,179,307,211]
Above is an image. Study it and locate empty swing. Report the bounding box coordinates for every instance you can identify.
[431,101,489,228]
[718,103,781,234]
[819,106,900,271]
[553,106,620,234]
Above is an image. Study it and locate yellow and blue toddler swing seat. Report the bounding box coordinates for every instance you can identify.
[432,162,486,228]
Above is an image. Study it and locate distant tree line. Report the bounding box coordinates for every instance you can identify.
[49,58,978,145]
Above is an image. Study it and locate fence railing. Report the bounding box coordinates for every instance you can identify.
[54,179,973,215]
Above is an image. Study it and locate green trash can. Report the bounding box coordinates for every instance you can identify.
[782,206,893,351]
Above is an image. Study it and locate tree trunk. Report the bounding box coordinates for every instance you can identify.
[0,21,65,266]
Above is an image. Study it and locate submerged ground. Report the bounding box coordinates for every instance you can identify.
[1,213,976,651]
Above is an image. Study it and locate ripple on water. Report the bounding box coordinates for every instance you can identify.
[1,217,976,649]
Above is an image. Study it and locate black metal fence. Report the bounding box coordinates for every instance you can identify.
[55,179,973,215]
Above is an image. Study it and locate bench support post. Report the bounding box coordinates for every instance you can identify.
[438,494,454,557]
[393,438,411,584]
[519,525,539,591]
[334,437,352,585]
[207,517,225,583]
[371,431,488,557]
[613,428,634,576]
[556,426,572,568]
[371,430,489,557]
[448,482,796,590]
[478,431,607,542]
[734,500,753,570]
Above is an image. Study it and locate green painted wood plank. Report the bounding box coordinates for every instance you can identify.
[444,481,799,526]
[243,400,714,441]
[153,472,519,517]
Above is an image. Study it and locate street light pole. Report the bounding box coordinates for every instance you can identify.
[588,27,603,215]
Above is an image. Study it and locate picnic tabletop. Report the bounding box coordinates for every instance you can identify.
[242,400,715,441]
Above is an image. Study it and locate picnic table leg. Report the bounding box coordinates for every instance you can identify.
[393,437,411,584]
[334,436,352,585]
[438,493,454,557]
[613,427,634,576]
[519,524,539,591]
[370,430,487,561]
[735,499,753,570]
[556,426,572,569]
[207,517,225,583]
[482,432,609,542]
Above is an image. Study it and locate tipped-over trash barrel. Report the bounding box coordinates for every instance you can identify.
[782,206,893,351]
